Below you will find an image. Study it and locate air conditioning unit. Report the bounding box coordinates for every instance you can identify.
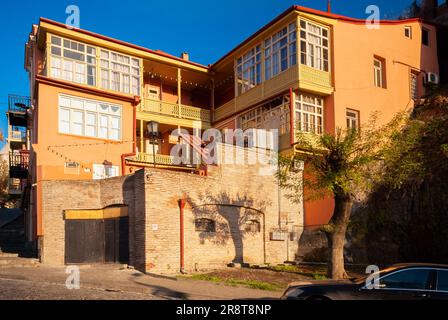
[425,72,439,85]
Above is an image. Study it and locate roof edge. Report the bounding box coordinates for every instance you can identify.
[38,17,209,70]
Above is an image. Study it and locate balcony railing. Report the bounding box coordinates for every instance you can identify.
[139,99,211,123]
[8,95,31,113]
[9,151,30,170]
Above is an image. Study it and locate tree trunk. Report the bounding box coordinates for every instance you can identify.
[325,193,353,279]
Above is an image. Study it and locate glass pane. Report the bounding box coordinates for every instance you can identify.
[381,269,431,290]
[437,271,448,291]
[51,36,61,46]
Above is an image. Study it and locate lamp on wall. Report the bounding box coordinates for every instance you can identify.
[147,121,160,167]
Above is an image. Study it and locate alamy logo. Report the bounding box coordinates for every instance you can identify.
[66,266,80,290]
[65,5,80,29]
[365,265,381,289]
[366,5,380,30]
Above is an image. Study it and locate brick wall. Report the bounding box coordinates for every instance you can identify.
[40,145,304,274]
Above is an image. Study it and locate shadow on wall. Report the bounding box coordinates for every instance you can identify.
[187,191,271,264]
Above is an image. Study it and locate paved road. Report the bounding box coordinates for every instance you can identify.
[0,265,280,300]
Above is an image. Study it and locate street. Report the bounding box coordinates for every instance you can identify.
[0,265,280,300]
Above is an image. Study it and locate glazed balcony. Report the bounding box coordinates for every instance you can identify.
[214,65,333,123]
[8,128,27,143]
[7,95,31,127]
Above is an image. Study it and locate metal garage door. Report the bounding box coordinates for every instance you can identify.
[65,217,129,264]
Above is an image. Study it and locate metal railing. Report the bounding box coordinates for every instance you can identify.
[140,99,211,122]
[9,151,30,170]
[8,95,31,113]
[8,179,22,195]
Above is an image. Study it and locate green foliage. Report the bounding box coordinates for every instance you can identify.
[277,112,421,203]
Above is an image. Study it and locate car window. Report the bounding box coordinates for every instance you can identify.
[380,269,431,290]
[437,270,448,292]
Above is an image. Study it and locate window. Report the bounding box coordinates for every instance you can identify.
[49,35,141,95]
[59,95,122,140]
[239,96,290,135]
[346,109,359,130]
[195,219,215,233]
[380,269,431,290]
[50,35,96,86]
[236,45,262,95]
[264,22,297,81]
[374,57,386,88]
[437,270,448,292]
[100,49,141,95]
[245,220,261,233]
[422,28,430,46]
[295,94,324,134]
[300,19,329,72]
[410,72,418,100]
[93,164,119,180]
[404,26,412,39]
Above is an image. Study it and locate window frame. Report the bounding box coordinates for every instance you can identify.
[404,26,412,39]
[58,94,122,141]
[264,21,297,81]
[100,49,141,96]
[236,45,262,95]
[295,93,324,134]
[346,109,360,130]
[299,19,330,72]
[93,163,120,180]
[422,28,430,47]
[50,35,96,86]
[374,57,386,88]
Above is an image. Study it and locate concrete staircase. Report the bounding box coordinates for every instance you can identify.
[0,215,37,263]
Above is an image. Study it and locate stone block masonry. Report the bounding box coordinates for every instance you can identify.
[40,145,304,274]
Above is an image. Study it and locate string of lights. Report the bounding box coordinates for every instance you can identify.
[145,71,210,89]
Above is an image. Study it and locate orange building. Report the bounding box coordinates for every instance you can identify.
[20,6,439,248]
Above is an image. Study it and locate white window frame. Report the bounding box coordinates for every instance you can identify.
[404,26,412,39]
[100,49,141,95]
[295,94,324,134]
[236,45,262,95]
[374,58,384,88]
[346,109,359,130]
[50,35,96,86]
[58,94,122,141]
[264,22,297,81]
[300,19,329,72]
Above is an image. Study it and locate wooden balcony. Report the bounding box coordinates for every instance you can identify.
[214,65,333,123]
[138,99,211,128]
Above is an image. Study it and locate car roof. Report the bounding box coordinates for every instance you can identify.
[392,263,448,269]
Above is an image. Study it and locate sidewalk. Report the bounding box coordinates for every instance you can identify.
[0,264,281,300]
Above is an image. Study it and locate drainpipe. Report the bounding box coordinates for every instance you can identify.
[178,198,186,274]
[120,97,138,176]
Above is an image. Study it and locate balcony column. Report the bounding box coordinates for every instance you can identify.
[140,119,144,153]
[177,68,182,130]
[210,79,215,123]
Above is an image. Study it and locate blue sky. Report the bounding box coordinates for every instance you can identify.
[0,0,415,146]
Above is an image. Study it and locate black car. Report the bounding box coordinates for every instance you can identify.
[281,263,448,300]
